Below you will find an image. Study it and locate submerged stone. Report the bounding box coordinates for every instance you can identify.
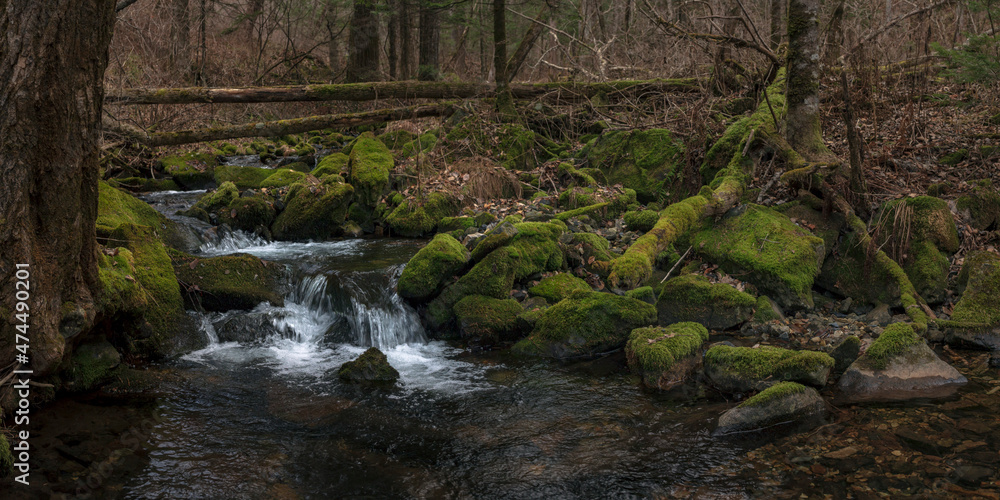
[715,382,827,435]
[704,345,834,393]
[338,347,400,384]
[657,274,756,330]
[626,322,708,390]
[838,323,966,401]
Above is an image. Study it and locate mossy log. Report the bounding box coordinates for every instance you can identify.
[105,79,703,105]
[134,103,454,147]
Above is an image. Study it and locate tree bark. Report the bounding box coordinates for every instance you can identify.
[418,0,441,80]
[400,0,414,79]
[770,0,784,50]
[388,0,400,79]
[346,0,380,82]
[325,0,341,75]
[0,0,115,376]
[505,4,552,81]
[494,0,515,116]
[169,0,191,80]
[785,0,830,160]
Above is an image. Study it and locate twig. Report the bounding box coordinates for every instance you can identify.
[661,245,693,283]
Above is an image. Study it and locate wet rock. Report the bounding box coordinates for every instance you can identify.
[657,274,755,330]
[830,335,861,372]
[864,304,892,326]
[63,341,122,392]
[953,464,994,487]
[838,323,967,401]
[469,220,519,261]
[943,251,1000,350]
[337,347,399,384]
[715,382,827,435]
[704,345,834,393]
[626,322,708,390]
[171,252,287,311]
[213,312,285,343]
[453,295,523,343]
[271,176,354,240]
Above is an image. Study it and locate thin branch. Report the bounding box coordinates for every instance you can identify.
[845,0,958,58]
[115,0,141,13]
[639,0,780,65]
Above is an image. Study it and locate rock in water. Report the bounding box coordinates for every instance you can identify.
[837,323,966,401]
[704,344,834,393]
[338,347,400,384]
[716,382,827,435]
[626,322,708,391]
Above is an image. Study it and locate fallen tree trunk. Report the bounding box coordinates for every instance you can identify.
[122,102,455,147]
[105,78,703,105]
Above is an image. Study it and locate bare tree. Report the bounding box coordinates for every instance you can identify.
[418,0,441,80]
[346,0,380,82]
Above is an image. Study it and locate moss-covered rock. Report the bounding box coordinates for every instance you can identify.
[378,129,418,150]
[313,152,350,178]
[63,340,121,392]
[271,177,354,240]
[657,274,756,330]
[437,216,476,233]
[338,347,399,383]
[170,251,286,311]
[385,192,459,237]
[220,196,276,232]
[716,382,827,434]
[496,123,541,170]
[528,273,592,303]
[400,132,438,157]
[938,148,968,166]
[751,296,783,323]
[873,196,959,303]
[816,230,902,307]
[348,133,393,206]
[578,129,685,202]
[625,286,657,304]
[213,165,274,189]
[623,210,660,232]
[158,152,218,189]
[943,251,1000,350]
[956,179,1000,230]
[626,322,709,390]
[97,181,186,250]
[691,204,825,310]
[470,220,519,261]
[259,168,307,188]
[397,233,470,303]
[108,176,180,192]
[453,295,523,343]
[512,291,657,359]
[565,232,615,272]
[704,345,834,393]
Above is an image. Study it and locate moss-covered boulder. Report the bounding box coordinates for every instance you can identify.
[943,251,1000,350]
[691,204,825,310]
[158,153,218,189]
[657,274,756,330]
[470,220,519,261]
[957,179,1000,230]
[816,230,902,307]
[385,192,459,237]
[62,340,122,392]
[378,129,418,150]
[214,165,274,189]
[623,210,660,232]
[400,132,438,157]
[97,181,195,251]
[338,347,399,384]
[219,196,276,233]
[704,345,834,393]
[715,382,827,435]
[578,129,684,202]
[259,168,307,188]
[496,123,540,171]
[453,295,523,343]
[564,232,615,273]
[512,291,657,359]
[313,152,350,178]
[838,323,967,401]
[271,177,354,240]
[437,216,476,233]
[529,273,592,304]
[170,251,286,311]
[397,233,470,303]
[626,322,709,390]
[348,133,393,206]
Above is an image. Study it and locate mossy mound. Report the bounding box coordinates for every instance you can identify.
[260,168,307,188]
[385,192,459,237]
[313,152,350,178]
[378,129,418,150]
[529,273,592,303]
[453,295,523,343]
[657,274,756,330]
[874,196,959,303]
[703,345,834,393]
[623,210,660,232]
[159,153,218,189]
[816,230,902,306]
[626,322,709,390]
[943,251,1000,350]
[219,196,276,232]
[496,123,541,170]
[864,323,921,370]
[63,340,122,392]
[338,347,399,384]
[565,232,615,272]
[170,251,286,311]
[397,233,470,303]
[512,291,657,359]
[578,129,684,202]
[400,132,438,157]
[625,286,657,304]
[348,133,394,206]
[181,181,240,222]
[751,296,783,323]
[470,221,519,261]
[271,178,354,240]
[214,165,275,189]
[956,179,1000,230]
[691,204,825,310]
[97,181,177,242]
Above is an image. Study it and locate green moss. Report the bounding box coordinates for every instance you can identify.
[865,322,921,369]
[559,187,599,209]
[938,148,968,165]
[108,176,180,192]
[626,322,708,379]
[349,133,394,206]
[397,233,470,302]
[513,291,657,359]
[956,179,1000,230]
[437,216,476,233]
[529,273,592,303]
[338,347,399,383]
[554,202,610,222]
[64,341,121,392]
[623,210,660,232]
[425,246,518,330]
[738,381,809,408]
[313,152,350,178]
[578,129,685,202]
[704,345,834,388]
[690,204,824,309]
[214,165,274,189]
[453,295,523,342]
[497,124,539,170]
[625,286,657,304]
[400,132,438,157]
[159,152,218,189]
[171,251,285,311]
[378,129,418,150]
[260,169,307,188]
[218,196,274,232]
[926,183,951,197]
[271,180,354,240]
[657,274,756,329]
[951,251,1000,326]
[385,192,459,237]
[752,296,782,322]
[97,181,170,237]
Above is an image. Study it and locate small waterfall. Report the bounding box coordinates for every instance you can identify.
[270,275,337,344]
[199,229,268,255]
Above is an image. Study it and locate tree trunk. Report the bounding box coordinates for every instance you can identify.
[325,0,341,76]
[770,0,784,50]
[785,0,830,160]
[169,0,191,80]
[400,0,414,79]
[388,0,400,79]
[505,4,553,81]
[494,0,515,116]
[418,1,441,80]
[346,0,380,82]
[0,0,115,376]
